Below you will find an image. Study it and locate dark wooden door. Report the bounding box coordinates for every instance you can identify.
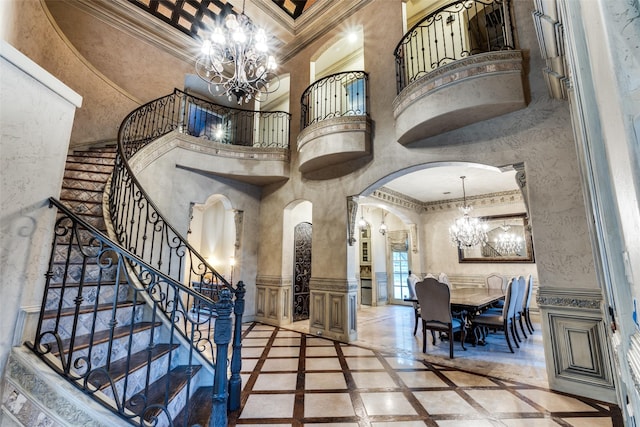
[293,222,312,321]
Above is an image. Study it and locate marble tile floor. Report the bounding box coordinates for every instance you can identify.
[230,306,623,426]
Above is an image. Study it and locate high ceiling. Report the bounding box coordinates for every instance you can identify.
[53,0,520,204]
[126,0,322,41]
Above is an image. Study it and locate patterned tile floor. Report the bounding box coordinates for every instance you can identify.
[230,306,623,426]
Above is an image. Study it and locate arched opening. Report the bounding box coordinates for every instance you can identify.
[350,161,541,364]
[188,194,237,283]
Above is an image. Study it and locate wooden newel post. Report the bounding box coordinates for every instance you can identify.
[229,281,246,411]
[210,288,233,427]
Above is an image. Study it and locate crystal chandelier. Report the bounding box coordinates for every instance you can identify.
[195,0,279,104]
[495,223,523,255]
[449,176,488,249]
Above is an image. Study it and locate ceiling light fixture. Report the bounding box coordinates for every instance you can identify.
[379,211,388,236]
[449,176,488,249]
[195,0,279,104]
[358,207,368,229]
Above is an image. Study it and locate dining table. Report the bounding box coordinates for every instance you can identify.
[405,287,505,345]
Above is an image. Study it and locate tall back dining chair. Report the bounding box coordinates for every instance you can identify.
[512,275,527,341]
[486,273,506,308]
[472,277,518,353]
[438,272,451,287]
[415,278,466,358]
[485,273,505,290]
[522,274,534,333]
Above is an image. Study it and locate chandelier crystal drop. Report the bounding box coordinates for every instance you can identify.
[195,0,279,104]
[449,176,489,249]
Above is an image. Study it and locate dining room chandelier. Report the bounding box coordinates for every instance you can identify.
[195,0,278,104]
[449,176,488,249]
[495,223,523,254]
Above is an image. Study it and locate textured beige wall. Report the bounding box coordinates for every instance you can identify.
[44,0,191,103]
[1,42,80,382]
[256,0,596,292]
[133,147,262,320]
[5,0,139,145]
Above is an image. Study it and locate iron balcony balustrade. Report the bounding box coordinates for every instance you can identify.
[298,71,372,173]
[300,70,369,130]
[28,198,244,427]
[394,0,515,94]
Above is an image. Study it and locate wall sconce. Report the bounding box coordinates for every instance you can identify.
[379,211,388,236]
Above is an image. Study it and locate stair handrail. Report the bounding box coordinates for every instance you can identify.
[30,197,239,426]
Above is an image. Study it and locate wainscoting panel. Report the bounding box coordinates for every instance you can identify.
[256,287,266,318]
[549,313,610,384]
[349,294,357,336]
[329,294,345,333]
[310,293,326,331]
[537,286,616,403]
[268,288,279,319]
[254,277,292,326]
[375,272,387,304]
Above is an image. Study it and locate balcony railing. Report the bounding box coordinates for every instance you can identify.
[300,71,369,130]
[394,0,514,93]
[183,93,291,148]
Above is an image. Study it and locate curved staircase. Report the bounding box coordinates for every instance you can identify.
[26,145,214,426]
[27,90,252,427]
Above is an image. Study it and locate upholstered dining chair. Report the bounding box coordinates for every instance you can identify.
[522,274,535,334]
[415,278,466,358]
[438,272,451,287]
[512,275,528,341]
[486,273,506,308]
[472,277,518,353]
[486,273,506,291]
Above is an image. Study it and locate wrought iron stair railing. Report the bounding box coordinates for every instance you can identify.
[28,198,240,426]
[28,89,290,426]
[394,0,515,93]
[109,89,284,416]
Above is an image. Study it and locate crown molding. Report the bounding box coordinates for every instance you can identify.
[371,187,523,213]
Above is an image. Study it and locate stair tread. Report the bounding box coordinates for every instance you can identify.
[66,155,115,163]
[126,365,202,420]
[42,300,145,319]
[64,168,112,176]
[92,343,180,390]
[173,386,213,426]
[53,322,161,355]
[71,150,117,157]
[47,279,129,288]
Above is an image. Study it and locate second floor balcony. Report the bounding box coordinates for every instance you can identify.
[298,71,372,174]
[393,0,526,145]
